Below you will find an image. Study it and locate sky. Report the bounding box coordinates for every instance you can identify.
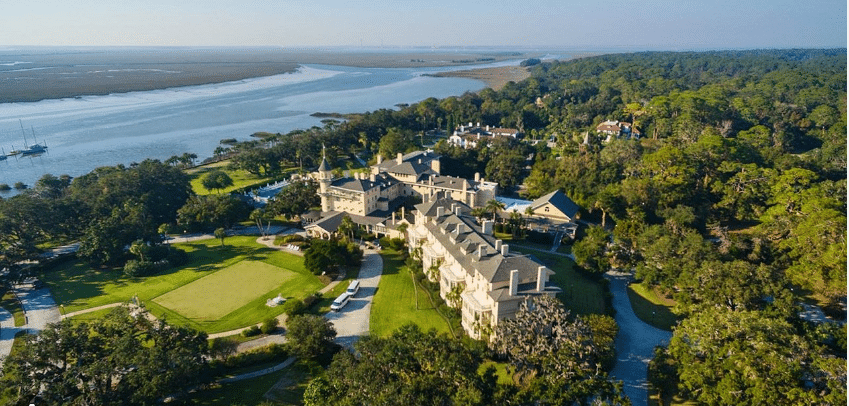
[0,0,845,49]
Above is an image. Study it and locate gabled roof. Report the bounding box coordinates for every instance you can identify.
[305,211,346,233]
[388,160,436,178]
[531,190,580,220]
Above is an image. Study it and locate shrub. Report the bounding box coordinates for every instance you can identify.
[282,298,306,316]
[222,344,289,369]
[13,182,27,190]
[123,260,158,277]
[261,318,280,334]
[241,325,261,337]
[0,184,10,191]
[302,293,321,308]
[526,230,554,245]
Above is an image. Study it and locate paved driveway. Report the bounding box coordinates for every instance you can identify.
[15,287,61,333]
[325,249,383,350]
[606,272,673,406]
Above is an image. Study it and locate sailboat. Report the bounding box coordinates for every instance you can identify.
[19,122,48,156]
[0,147,7,161]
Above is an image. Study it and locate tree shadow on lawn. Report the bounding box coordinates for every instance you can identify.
[43,242,271,309]
[625,286,678,331]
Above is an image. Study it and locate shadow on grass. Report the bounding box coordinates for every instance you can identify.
[625,286,679,331]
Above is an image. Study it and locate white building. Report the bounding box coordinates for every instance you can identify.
[407,196,561,339]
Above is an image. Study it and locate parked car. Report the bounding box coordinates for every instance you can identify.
[330,292,352,312]
[346,280,360,297]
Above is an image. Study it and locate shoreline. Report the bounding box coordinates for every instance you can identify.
[0,49,540,103]
[428,66,532,90]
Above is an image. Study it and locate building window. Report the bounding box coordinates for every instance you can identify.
[545,207,549,212]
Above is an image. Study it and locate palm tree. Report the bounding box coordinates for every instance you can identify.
[214,228,227,246]
[470,207,488,223]
[339,215,356,241]
[485,199,506,222]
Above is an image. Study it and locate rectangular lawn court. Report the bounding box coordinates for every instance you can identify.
[153,260,294,321]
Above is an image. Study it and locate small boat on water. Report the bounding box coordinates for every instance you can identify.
[7,146,21,156]
[0,148,7,161]
[17,122,48,156]
[21,143,47,156]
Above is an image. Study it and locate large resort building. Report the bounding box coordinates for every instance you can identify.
[408,197,561,339]
[307,149,566,339]
[306,149,497,239]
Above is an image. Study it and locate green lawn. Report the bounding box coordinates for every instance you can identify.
[154,260,294,320]
[186,161,277,196]
[1,290,25,326]
[627,282,679,331]
[42,236,323,333]
[370,249,451,337]
[511,248,606,315]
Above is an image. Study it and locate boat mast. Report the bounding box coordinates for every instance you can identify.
[19,119,28,148]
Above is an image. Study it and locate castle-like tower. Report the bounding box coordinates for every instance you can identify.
[317,147,333,212]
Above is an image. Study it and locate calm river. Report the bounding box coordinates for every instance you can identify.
[0,61,506,191]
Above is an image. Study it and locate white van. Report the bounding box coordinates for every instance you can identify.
[330,292,352,312]
[346,280,360,297]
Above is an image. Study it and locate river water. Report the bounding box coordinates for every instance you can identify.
[0,61,506,192]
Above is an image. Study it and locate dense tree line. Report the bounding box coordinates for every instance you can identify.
[0,306,209,405]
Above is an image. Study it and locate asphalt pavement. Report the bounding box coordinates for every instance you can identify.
[325,249,383,350]
[606,272,673,406]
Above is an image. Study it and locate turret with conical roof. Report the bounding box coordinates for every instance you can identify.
[317,145,333,211]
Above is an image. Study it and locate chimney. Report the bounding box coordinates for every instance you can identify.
[370,173,376,182]
[436,206,445,217]
[474,172,480,182]
[397,152,403,165]
[377,154,383,164]
[423,193,429,203]
[537,266,547,291]
[477,245,486,259]
[509,270,519,296]
[454,206,462,216]
[482,220,493,235]
[455,223,465,235]
[392,212,396,224]
[451,203,456,213]
[401,207,405,219]
[495,239,502,252]
[501,244,509,256]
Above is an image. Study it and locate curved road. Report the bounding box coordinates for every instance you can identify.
[0,286,62,364]
[607,271,672,406]
[325,249,383,350]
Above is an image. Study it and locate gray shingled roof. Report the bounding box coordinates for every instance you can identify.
[330,177,379,192]
[318,157,331,172]
[531,190,580,219]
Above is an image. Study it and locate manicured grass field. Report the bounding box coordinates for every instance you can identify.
[42,236,323,333]
[370,249,451,337]
[186,161,276,196]
[153,260,293,321]
[511,248,606,315]
[627,282,679,331]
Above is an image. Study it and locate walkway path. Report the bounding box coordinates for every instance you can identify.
[0,286,62,364]
[61,302,123,319]
[606,271,672,406]
[325,249,383,350]
[0,307,16,361]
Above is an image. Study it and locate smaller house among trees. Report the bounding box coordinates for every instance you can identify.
[595,120,640,142]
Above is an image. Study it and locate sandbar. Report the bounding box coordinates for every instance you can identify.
[0,48,540,103]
